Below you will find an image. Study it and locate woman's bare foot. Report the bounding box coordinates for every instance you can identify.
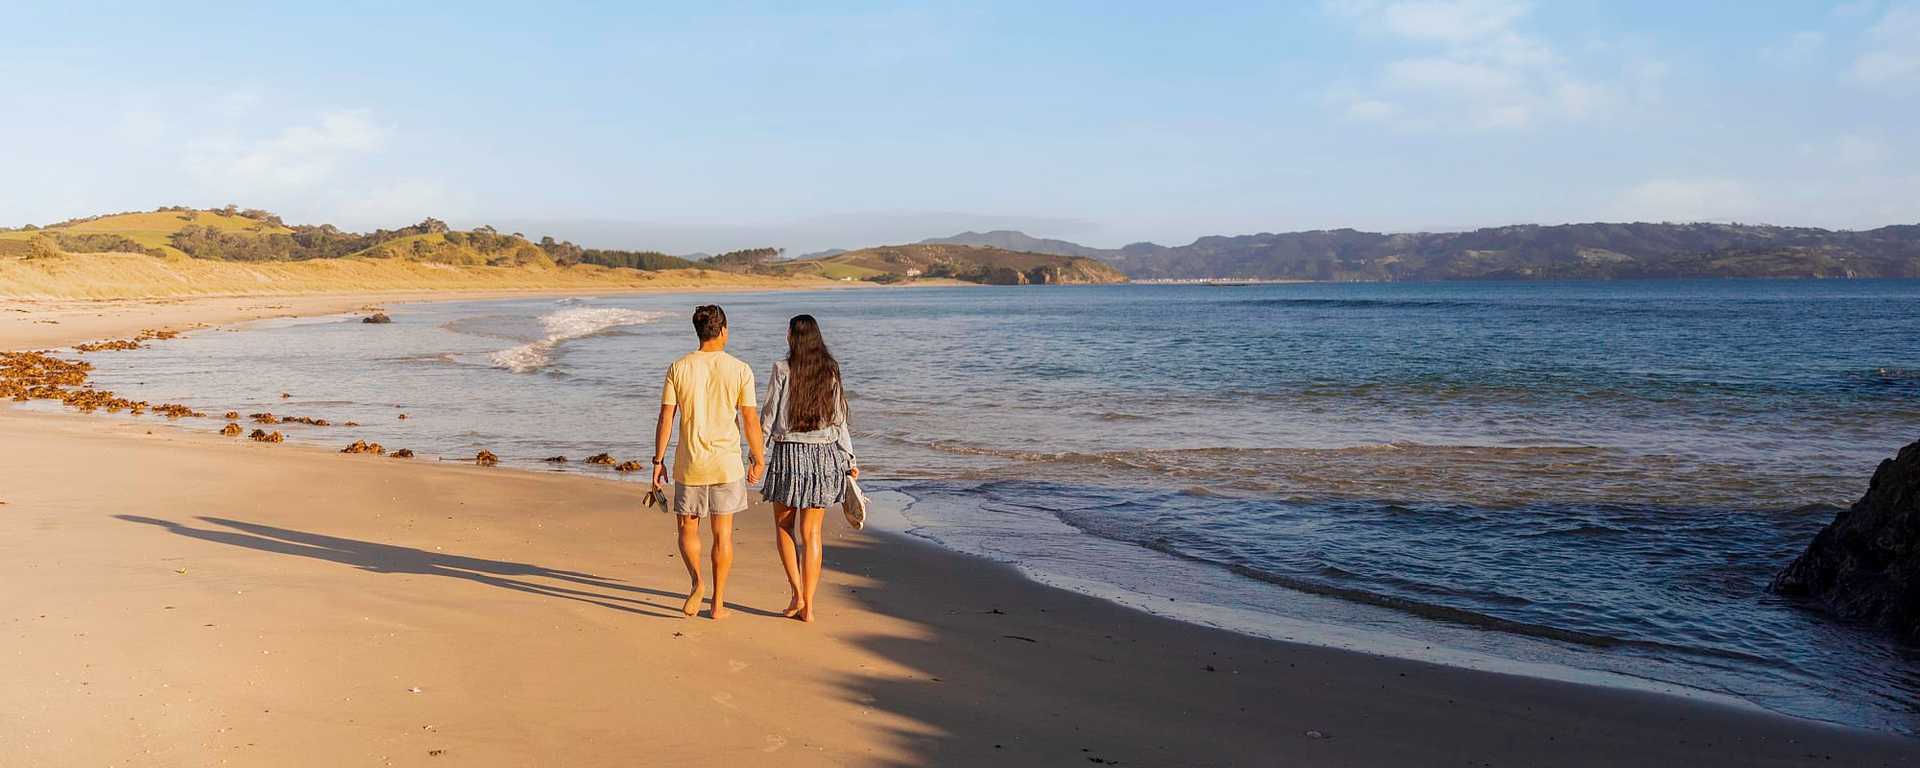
[682,582,703,617]
[782,596,805,618]
[709,604,730,620]
[798,606,815,623]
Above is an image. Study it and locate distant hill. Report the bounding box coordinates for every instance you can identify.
[766,243,1128,285]
[927,223,1920,281]
[919,230,1112,260]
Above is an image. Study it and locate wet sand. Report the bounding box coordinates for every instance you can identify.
[0,296,1914,766]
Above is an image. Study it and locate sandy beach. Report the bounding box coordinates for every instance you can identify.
[2,295,1915,767]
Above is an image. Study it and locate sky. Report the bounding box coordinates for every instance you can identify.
[2,1,1917,254]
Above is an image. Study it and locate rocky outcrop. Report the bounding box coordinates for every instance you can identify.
[1773,439,1920,641]
[341,440,385,455]
[219,423,242,436]
[614,460,644,472]
[390,448,414,459]
[74,339,142,353]
[474,450,499,467]
[249,429,284,443]
[362,313,392,324]
[584,452,615,465]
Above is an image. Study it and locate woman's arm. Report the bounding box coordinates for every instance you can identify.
[759,362,784,452]
[833,381,857,471]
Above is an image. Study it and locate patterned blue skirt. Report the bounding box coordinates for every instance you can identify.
[761,441,850,509]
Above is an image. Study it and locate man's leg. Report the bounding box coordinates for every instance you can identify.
[676,514,703,617]
[773,504,804,616]
[709,513,734,619]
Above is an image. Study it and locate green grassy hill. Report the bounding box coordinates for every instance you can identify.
[0,207,676,273]
[0,208,289,258]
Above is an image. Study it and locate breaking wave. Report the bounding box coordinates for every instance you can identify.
[488,308,666,373]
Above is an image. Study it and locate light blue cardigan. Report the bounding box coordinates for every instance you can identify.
[758,360,856,466]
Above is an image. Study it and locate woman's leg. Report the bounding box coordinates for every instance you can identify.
[798,506,827,622]
[773,503,804,616]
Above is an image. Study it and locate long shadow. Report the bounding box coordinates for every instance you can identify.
[114,514,730,619]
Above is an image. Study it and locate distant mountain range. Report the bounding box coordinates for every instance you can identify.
[922,223,1920,281]
[770,243,1126,285]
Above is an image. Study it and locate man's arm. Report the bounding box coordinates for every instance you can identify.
[651,404,675,488]
[741,406,766,484]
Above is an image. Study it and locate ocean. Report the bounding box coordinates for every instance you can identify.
[50,279,1920,732]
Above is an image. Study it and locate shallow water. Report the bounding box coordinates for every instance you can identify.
[56,280,1920,732]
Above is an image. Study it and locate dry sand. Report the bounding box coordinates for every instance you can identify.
[0,251,845,301]
[1,296,1915,766]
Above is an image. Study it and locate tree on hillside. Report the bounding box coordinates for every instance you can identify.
[576,248,696,271]
[702,247,782,269]
[26,235,63,260]
[538,236,584,264]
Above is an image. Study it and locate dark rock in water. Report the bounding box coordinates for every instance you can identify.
[543,456,568,463]
[1772,439,1920,641]
[362,313,392,324]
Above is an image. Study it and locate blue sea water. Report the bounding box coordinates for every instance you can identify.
[55,279,1920,732]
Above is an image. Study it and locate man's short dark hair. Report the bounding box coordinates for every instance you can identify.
[692,304,727,342]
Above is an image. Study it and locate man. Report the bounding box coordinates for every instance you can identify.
[652,304,766,619]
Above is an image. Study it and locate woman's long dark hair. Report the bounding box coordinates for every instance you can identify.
[784,314,843,432]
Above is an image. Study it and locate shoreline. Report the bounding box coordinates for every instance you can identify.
[2,292,1916,764]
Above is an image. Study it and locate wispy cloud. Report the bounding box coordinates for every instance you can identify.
[1763,30,1826,68]
[1325,0,1654,131]
[1851,2,1920,85]
[1612,178,1757,223]
[1611,165,1920,229]
[186,110,386,191]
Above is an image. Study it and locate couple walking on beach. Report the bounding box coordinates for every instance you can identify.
[650,304,859,623]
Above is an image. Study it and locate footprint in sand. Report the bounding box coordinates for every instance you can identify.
[711,692,736,709]
[728,660,749,674]
[763,735,788,753]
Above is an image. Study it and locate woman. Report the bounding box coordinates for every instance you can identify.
[759,314,858,622]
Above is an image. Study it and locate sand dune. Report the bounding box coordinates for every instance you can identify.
[0,251,834,300]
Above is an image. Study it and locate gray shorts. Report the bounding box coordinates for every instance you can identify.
[672,478,748,518]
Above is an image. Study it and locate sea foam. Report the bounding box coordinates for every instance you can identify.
[489,307,666,373]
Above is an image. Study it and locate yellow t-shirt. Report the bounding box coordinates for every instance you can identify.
[661,350,756,485]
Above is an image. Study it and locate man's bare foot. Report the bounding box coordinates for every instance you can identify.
[798,606,815,623]
[782,597,805,618]
[709,604,730,620]
[682,583,703,617]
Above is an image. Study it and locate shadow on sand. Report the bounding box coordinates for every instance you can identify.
[112,514,1271,762]
[111,514,747,619]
